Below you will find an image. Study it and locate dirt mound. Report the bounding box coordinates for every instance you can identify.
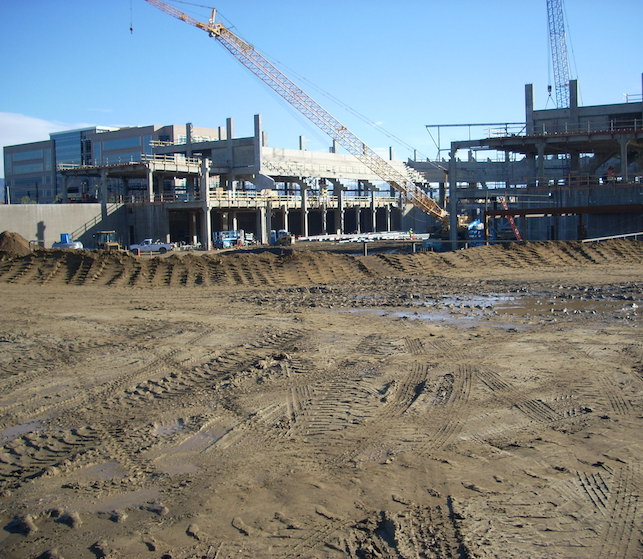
[0,239,640,287]
[0,231,32,258]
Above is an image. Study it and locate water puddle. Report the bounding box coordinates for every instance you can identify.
[77,461,127,481]
[152,418,186,437]
[339,293,640,328]
[0,418,44,444]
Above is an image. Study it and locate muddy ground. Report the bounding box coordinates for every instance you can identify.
[0,239,641,558]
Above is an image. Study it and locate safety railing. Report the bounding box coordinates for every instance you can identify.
[140,153,202,166]
[488,119,642,138]
[122,190,401,206]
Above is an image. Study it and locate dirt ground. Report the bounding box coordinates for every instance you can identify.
[0,239,641,558]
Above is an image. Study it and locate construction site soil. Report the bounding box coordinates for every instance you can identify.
[0,235,640,558]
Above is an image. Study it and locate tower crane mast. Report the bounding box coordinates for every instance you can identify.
[546,0,571,108]
[145,0,448,223]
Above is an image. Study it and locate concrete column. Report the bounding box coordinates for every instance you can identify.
[299,136,306,151]
[254,114,262,174]
[448,148,458,247]
[370,190,377,232]
[386,205,391,232]
[257,206,268,244]
[186,122,193,158]
[147,165,154,203]
[569,79,579,126]
[266,201,273,238]
[100,170,108,220]
[355,207,361,234]
[525,83,534,135]
[301,187,309,237]
[189,212,198,245]
[283,207,289,232]
[226,118,234,178]
[537,142,546,186]
[619,137,629,182]
[201,207,212,250]
[200,158,210,202]
[231,211,238,231]
[321,205,327,234]
[336,190,345,234]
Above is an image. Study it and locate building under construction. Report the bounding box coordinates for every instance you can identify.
[2,0,641,249]
[3,74,641,249]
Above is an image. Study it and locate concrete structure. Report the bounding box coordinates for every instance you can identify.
[3,124,219,204]
[3,75,641,248]
[42,114,426,247]
[409,75,643,243]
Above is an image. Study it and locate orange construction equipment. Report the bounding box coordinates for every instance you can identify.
[497,197,523,241]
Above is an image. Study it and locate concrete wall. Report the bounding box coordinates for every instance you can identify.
[129,204,171,245]
[0,203,128,248]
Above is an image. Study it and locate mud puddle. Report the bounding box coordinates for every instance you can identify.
[342,293,640,328]
[496,297,640,319]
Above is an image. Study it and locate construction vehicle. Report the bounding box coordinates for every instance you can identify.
[145,0,450,227]
[93,230,122,251]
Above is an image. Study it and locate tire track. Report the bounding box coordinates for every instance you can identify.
[0,426,102,492]
[595,463,641,559]
[478,368,591,425]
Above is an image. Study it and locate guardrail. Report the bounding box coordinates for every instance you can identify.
[582,231,643,243]
[141,153,202,166]
[488,119,643,138]
[124,191,401,206]
[57,154,203,171]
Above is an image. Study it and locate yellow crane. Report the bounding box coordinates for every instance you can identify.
[144,0,449,223]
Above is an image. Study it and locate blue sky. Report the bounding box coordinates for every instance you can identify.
[1,0,641,177]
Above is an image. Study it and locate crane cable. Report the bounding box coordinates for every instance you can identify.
[151,1,432,165]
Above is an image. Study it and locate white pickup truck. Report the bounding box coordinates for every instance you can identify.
[129,239,175,254]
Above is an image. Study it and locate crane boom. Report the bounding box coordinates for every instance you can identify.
[145,0,448,222]
[546,0,571,108]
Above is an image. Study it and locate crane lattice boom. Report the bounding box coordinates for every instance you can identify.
[145,0,448,222]
[546,0,571,108]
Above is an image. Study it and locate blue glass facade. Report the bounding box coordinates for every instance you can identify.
[3,124,201,203]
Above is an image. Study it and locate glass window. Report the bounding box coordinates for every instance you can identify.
[12,149,43,161]
[93,142,102,164]
[43,148,52,171]
[102,137,141,150]
[14,162,44,174]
